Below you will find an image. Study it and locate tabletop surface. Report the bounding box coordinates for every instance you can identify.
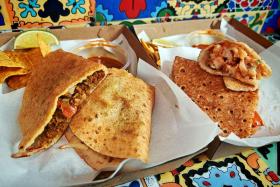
[116,143,279,187]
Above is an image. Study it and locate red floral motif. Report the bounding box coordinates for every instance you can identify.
[266,26,274,33]
[237,0,260,8]
[240,19,248,25]
[202,181,211,186]
[267,171,279,182]
[241,1,249,7]
[171,169,179,176]
[119,0,146,19]
[230,171,236,178]
[221,9,228,13]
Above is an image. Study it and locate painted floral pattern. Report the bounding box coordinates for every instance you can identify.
[93,0,280,34]
[117,144,279,187]
[18,0,40,18]
[0,0,95,29]
[0,0,279,32]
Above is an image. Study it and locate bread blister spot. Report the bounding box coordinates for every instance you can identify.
[180,85,186,90]
[108,157,113,163]
[179,67,186,73]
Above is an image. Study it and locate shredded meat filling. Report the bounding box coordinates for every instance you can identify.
[29,109,68,150]
[28,70,105,150]
[207,42,259,80]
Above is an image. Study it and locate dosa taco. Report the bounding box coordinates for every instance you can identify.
[198,40,272,91]
[12,50,154,166]
[172,56,261,138]
[12,50,107,158]
[69,68,154,163]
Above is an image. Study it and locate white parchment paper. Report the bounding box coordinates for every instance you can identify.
[0,35,218,186]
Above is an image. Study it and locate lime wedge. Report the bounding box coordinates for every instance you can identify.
[14,30,59,49]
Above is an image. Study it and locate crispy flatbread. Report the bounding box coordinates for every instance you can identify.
[0,48,44,84]
[13,50,107,158]
[0,51,26,68]
[198,40,272,87]
[172,56,259,138]
[70,68,154,162]
[65,128,123,170]
[6,74,30,90]
[0,67,29,83]
[8,48,43,89]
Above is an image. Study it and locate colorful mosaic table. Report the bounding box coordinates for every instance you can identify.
[117,143,279,187]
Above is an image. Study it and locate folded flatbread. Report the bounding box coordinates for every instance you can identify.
[12,50,107,158]
[0,67,29,83]
[64,128,123,170]
[6,74,31,90]
[198,40,271,90]
[70,68,154,162]
[172,56,259,138]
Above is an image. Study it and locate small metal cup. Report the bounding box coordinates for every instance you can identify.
[74,39,130,69]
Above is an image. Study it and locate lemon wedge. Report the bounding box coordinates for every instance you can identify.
[14,30,59,49]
